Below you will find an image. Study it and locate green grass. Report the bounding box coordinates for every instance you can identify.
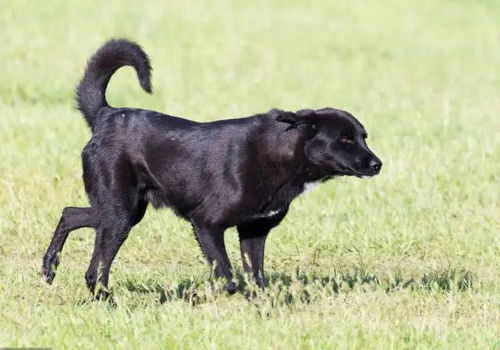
[1,0,499,348]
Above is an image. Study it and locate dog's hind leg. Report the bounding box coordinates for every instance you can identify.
[42,207,98,284]
[84,200,147,300]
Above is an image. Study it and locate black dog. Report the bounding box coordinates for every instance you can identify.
[41,39,382,298]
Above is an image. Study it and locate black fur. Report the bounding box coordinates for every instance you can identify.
[42,39,382,299]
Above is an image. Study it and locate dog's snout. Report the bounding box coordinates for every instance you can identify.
[369,158,382,172]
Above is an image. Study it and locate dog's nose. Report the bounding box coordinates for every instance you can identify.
[369,159,382,172]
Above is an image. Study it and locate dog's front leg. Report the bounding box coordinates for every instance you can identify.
[193,224,236,294]
[236,211,287,289]
[237,226,268,289]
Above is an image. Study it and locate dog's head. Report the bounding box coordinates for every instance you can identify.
[275,108,382,178]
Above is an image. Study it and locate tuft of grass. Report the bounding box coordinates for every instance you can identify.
[1,0,499,349]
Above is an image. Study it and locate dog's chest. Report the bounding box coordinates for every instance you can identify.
[303,181,321,193]
[251,209,282,219]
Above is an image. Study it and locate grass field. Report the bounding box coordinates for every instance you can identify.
[1,0,499,348]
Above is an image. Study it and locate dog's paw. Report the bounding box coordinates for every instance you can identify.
[40,264,56,284]
[41,253,60,284]
[223,280,238,295]
[94,288,113,302]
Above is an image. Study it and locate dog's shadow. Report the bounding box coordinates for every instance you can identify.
[116,267,474,306]
[117,278,209,305]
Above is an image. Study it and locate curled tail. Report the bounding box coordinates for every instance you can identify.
[76,39,152,131]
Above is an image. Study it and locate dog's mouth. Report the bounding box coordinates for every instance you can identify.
[337,166,380,178]
[354,172,379,178]
[355,168,381,178]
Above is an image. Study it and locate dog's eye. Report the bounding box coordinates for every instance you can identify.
[339,136,354,144]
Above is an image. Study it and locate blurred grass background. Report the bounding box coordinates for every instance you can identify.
[0,0,499,348]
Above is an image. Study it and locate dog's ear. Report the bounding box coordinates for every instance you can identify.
[273,109,316,130]
[275,111,299,125]
[296,109,315,117]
